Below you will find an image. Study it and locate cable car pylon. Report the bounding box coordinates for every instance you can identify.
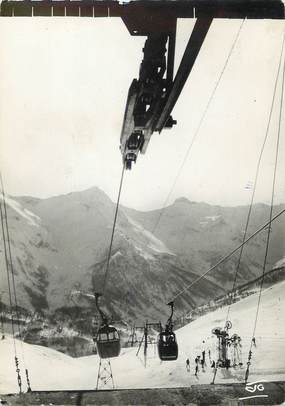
[127,325,139,347]
[136,322,160,367]
[96,358,115,391]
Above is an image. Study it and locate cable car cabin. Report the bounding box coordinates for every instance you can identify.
[96,325,121,359]
[158,331,178,361]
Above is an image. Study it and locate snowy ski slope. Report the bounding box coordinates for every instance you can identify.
[0,279,284,394]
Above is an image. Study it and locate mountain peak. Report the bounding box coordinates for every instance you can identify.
[174,197,193,205]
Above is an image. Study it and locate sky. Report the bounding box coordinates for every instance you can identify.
[0,16,285,211]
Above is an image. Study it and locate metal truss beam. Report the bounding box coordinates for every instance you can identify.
[0,0,284,19]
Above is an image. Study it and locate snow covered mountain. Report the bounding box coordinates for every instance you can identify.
[0,188,284,325]
[1,279,284,394]
[126,198,285,288]
[0,189,222,324]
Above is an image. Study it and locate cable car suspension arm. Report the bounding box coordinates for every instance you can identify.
[165,301,175,331]
[94,293,109,326]
[70,289,109,325]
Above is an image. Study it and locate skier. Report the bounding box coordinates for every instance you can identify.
[201,340,206,371]
[237,336,243,366]
[186,358,190,372]
[194,356,199,376]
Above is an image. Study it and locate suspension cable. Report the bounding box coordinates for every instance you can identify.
[0,201,16,340]
[102,165,125,295]
[0,198,22,393]
[151,19,245,235]
[0,290,5,339]
[225,27,285,325]
[245,27,285,384]
[0,173,32,392]
[167,207,285,304]
[0,174,22,335]
[0,308,4,339]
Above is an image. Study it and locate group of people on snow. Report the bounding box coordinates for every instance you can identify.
[185,339,209,376]
[185,333,245,376]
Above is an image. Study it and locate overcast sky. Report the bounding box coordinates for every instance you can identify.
[0,17,284,210]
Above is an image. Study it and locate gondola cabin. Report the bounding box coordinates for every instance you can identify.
[96,325,121,359]
[158,331,178,361]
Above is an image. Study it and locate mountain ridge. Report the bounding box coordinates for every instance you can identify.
[0,188,284,324]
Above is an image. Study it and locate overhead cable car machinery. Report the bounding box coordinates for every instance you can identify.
[1,0,284,169]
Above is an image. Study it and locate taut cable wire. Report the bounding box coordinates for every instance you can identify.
[102,165,125,294]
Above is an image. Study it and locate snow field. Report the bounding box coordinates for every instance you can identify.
[0,195,41,227]
[1,279,284,394]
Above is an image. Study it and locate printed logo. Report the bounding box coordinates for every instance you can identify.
[239,380,269,400]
